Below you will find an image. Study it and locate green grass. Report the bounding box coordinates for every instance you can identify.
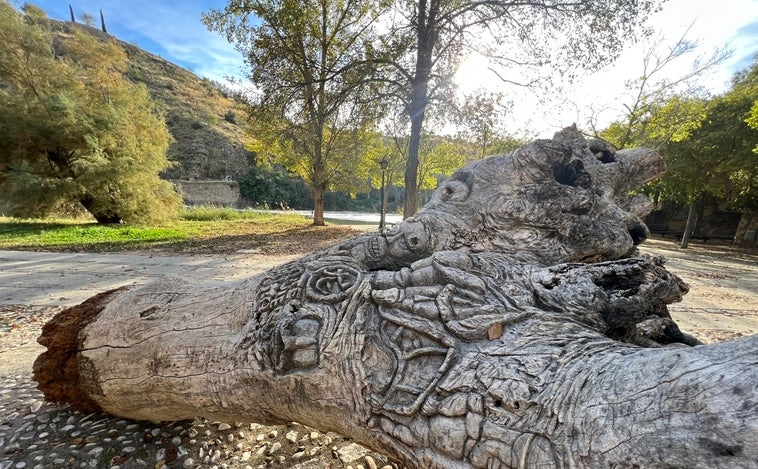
[178,206,281,222]
[0,218,189,250]
[0,208,313,252]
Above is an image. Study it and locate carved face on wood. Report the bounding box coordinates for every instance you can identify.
[417,130,659,265]
[360,128,663,267]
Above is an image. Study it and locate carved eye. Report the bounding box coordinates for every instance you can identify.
[439,180,470,202]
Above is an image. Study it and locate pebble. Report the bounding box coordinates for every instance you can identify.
[285,430,298,444]
[0,372,397,469]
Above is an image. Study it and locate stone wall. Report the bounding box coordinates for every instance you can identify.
[172,180,241,207]
[735,211,758,246]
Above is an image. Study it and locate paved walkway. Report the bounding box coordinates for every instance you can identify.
[0,250,296,307]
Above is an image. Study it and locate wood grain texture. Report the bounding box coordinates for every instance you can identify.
[35,127,758,468]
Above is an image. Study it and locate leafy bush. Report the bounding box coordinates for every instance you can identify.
[238,166,313,209]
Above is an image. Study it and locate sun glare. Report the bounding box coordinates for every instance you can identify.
[454,53,493,94]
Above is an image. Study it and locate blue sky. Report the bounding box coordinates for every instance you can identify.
[16,0,758,135]
[21,0,245,84]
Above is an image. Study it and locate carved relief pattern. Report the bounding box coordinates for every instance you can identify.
[33,127,758,469]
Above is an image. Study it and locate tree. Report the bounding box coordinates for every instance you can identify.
[621,61,758,248]
[592,25,729,150]
[416,135,466,192]
[238,164,314,209]
[454,91,506,159]
[663,63,758,206]
[34,129,758,468]
[203,0,383,226]
[0,3,180,223]
[371,0,662,218]
[593,27,732,248]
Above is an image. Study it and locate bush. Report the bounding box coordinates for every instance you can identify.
[224,110,238,124]
[238,166,313,209]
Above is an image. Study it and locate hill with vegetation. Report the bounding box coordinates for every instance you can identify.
[52,20,254,182]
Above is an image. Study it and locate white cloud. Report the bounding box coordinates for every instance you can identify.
[55,0,246,82]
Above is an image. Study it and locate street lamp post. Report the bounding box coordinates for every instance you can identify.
[379,157,389,229]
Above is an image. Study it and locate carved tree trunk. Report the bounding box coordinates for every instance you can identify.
[35,127,758,468]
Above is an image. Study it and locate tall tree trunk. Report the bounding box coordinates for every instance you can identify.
[680,200,699,249]
[403,0,435,219]
[404,109,423,218]
[313,186,325,226]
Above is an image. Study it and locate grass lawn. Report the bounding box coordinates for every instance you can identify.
[0,208,362,255]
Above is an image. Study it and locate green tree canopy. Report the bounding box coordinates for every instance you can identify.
[204,0,383,225]
[657,63,758,210]
[0,2,180,223]
[600,59,758,248]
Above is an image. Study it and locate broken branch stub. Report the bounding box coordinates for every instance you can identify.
[34,126,758,468]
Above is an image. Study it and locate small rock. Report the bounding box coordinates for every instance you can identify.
[217,423,232,431]
[87,446,104,457]
[255,434,265,442]
[309,431,320,440]
[285,431,298,444]
[292,451,306,460]
[240,451,252,462]
[365,455,378,469]
[268,430,278,438]
[268,442,281,454]
[226,434,234,444]
[182,458,195,469]
[337,443,371,463]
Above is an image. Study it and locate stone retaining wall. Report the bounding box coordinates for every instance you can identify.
[171,180,241,207]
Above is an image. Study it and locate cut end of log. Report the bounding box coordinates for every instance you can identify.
[33,287,128,413]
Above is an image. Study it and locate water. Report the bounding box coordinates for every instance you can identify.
[265,210,404,226]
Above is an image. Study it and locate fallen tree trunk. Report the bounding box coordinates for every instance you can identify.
[35,127,758,468]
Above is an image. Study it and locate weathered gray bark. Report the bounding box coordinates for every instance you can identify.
[35,126,758,468]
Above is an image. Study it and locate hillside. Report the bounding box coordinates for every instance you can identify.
[52,20,254,182]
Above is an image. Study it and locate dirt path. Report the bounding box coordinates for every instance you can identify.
[640,238,758,343]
